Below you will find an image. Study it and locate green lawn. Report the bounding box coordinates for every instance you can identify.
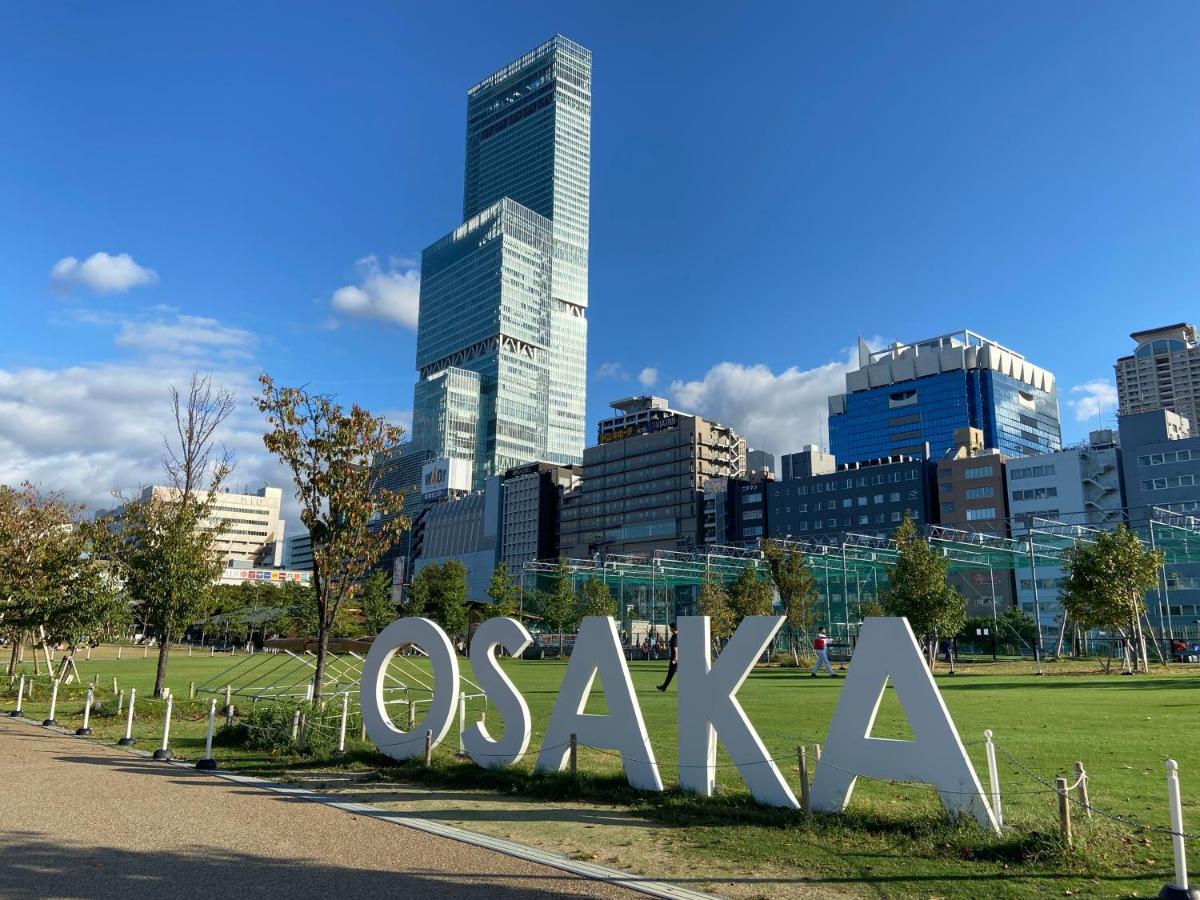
[5,647,1199,898]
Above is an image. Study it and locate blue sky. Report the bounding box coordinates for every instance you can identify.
[1,2,1198,512]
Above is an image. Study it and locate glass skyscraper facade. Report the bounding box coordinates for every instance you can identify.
[828,331,1062,463]
[412,36,591,487]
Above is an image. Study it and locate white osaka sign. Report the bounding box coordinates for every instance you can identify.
[360,615,999,832]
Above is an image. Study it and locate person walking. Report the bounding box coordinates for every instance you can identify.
[811,628,837,678]
[657,622,679,692]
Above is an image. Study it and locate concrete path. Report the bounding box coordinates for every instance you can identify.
[0,717,642,900]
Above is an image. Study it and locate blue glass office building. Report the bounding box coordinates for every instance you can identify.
[412,36,591,486]
[828,332,1062,463]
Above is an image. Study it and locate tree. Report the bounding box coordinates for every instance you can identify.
[405,563,470,637]
[698,576,736,639]
[359,570,397,635]
[0,484,81,675]
[486,563,521,619]
[535,559,578,651]
[577,575,616,618]
[729,562,774,623]
[122,374,234,697]
[43,519,131,671]
[256,374,409,702]
[763,540,819,665]
[1060,525,1162,673]
[0,486,128,680]
[880,514,966,669]
[122,492,226,694]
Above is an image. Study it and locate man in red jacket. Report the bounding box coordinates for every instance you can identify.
[811,628,838,678]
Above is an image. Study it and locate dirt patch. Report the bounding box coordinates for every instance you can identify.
[304,777,856,899]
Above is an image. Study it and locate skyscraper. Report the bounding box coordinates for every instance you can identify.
[1115,323,1200,430]
[411,36,591,487]
[827,331,1062,463]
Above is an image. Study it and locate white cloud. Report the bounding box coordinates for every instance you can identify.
[638,367,659,389]
[50,252,159,294]
[114,314,256,361]
[668,348,869,456]
[0,309,300,529]
[330,255,420,329]
[1069,380,1119,423]
[380,408,413,435]
[595,362,629,380]
[0,361,294,518]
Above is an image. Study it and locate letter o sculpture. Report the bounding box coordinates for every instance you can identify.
[360,617,460,760]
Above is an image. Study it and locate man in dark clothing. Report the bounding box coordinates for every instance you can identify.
[657,622,679,691]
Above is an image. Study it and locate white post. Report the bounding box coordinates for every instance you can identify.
[76,687,95,735]
[117,645,122,660]
[458,691,467,756]
[1165,759,1192,895]
[153,695,173,760]
[119,688,136,745]
[984,729,1003,828]
[43,679,60,726]
[117,690,125,714]
[334,692,349,757]
[11,675,24,716]
[196,698,218,770]
[305,683,314,702]
[86,646,91,661]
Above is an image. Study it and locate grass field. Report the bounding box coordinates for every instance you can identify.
[4,646,1199,898]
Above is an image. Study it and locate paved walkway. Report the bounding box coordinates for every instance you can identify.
[0,717,640,900]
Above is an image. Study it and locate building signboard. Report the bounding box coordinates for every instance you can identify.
[422,457,471,500]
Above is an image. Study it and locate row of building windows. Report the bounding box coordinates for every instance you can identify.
[1012,486,1058,501]
[1138,449,1199,467]
[1142,475,1197,491]
[789,511,907,532]
[1009,464,1056,480]
[965,507,997,521]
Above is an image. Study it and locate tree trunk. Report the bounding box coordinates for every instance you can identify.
[154,639,170,697]
[6,640,18,677]
[312,625,329,703]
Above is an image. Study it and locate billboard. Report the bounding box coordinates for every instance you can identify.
[422,457,472,500]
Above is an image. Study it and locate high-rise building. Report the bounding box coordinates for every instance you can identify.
[1115,323,1200,430]
[500,462,580,571]
[1118,410,1200,631]
[766,451,937,544]
[828,331,1061,464]
[934,430,1016,617]
[411,36,591,487]
[103,485,286,570]
[1007,429,1125,632]
[558,396,746,558]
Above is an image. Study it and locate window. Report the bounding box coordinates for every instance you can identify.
[874,494,884,504]
[966,507,997,521]
[797,522,808,531]
[743,491,762,503]
[1010,464,1055,480]
[875,513,885,524]
[889,491,901,502]
[857,496,868,506]
[1012,486,1058,501]
[965,486,994,500]
[964,465,994,480]
[797,504,807,513]
[890,511,902,522]
[907,490,919,500]
[743,526,763,537]
[905,470,919,481]
[858,515,869,525]
[939,483,954,494]
[941,501,954,513]
[743,509,763,521]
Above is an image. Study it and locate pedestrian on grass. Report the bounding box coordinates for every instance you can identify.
[656,623,679,692]
[811,628,837,678]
